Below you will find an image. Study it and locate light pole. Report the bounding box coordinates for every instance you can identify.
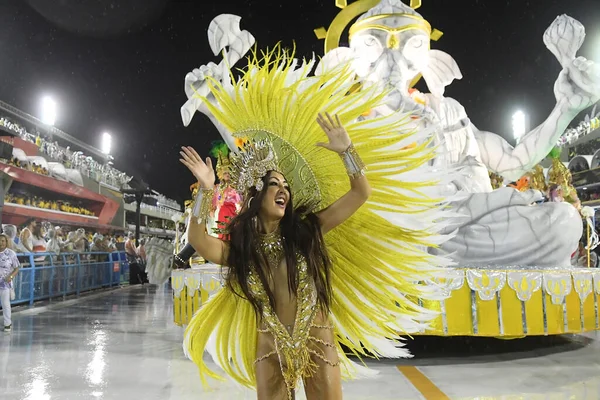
[101,132,112,155]
[512,110,528,144]
[40,96,57,126]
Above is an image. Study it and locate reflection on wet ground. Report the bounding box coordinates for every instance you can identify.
[0,285,598,399]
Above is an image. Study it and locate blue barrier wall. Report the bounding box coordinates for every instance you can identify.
[6,251,129,306]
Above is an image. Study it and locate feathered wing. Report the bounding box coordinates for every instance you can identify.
[183,285,258,388]
[186,45,452,384]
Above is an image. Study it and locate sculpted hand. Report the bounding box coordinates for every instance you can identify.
[554,56,600,113]
[184,62,222,99]
[316,112,351,154]
[179,146,216,189]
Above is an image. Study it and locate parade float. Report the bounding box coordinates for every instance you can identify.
[172,0,600,338]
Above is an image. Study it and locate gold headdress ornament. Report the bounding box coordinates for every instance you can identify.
[229,138,280,193]
[314,0,443,53]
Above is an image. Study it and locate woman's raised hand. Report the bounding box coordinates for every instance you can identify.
[316,112,351,154]
[180,146,215,189]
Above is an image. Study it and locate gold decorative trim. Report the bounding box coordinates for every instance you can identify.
[348,14,432,38]
[314,0,442,54]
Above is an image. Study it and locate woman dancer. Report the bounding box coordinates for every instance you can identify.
[181,48,445,400]
[182,112,363,399]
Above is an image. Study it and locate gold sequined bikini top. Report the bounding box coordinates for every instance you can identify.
[247,252,318,395]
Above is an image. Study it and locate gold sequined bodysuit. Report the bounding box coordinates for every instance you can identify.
[248,251,340,399]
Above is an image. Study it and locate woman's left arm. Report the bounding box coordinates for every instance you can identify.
[314,113,370,234]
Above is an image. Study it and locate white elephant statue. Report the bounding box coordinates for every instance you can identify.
[315,0,598,267]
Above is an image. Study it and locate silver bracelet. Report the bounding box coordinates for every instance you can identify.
[339,143,366,179]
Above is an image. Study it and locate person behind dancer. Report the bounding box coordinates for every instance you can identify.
[125,232,137,261]
[210,141,242,239]
[181,113,363,399]
[137,238,147,268]
[125,232,143,284]
[0,233,20,332]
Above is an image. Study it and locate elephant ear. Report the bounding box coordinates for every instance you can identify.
[422,50,463,98]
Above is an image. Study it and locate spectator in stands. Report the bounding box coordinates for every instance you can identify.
[91,233,112,262]
[19,219,36,252]
[105,236,117,252]
[31,221,47,262]
[46,229,61,255]
[90,233,103,252]
[125,233,146,285]
[137,238,147,264]
[54,226,66,247]
[70,228,86,253]
[84,233,92,253]
[3,225,27,253]
[0,233,20,332]
[20,219,46,262]
[125,232,137,262]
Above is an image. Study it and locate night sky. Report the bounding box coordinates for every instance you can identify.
[1,0,600,203]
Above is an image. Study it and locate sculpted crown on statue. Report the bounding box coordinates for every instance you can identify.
[315,0,600,267]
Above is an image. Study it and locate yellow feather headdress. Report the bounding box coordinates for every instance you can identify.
[199,45,425,212]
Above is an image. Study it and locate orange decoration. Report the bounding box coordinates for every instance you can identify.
[508,176,530,192]
[234,137,248,148]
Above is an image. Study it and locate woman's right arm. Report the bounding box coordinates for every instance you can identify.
[187,211,228,265]
[181,146,229,265]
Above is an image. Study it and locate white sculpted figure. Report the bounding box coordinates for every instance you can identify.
[314,0,599,268]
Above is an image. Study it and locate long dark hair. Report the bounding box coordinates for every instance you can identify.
[225,171,332,315]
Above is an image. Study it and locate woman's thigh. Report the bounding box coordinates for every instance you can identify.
[255,355,291,400]
[303,328,342,400]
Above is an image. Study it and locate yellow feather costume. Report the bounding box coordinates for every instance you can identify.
[183,46,447,394]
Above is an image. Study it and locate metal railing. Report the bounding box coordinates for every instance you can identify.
[7,251,129,306]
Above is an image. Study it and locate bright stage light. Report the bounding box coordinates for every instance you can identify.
[512,110,527,142]
[101,132,112,155]
[40,96,57,126]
